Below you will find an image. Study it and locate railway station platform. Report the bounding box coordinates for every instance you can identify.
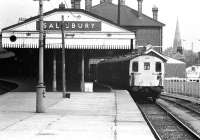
[0,90,155,140]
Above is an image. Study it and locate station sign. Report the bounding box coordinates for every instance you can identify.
[36,21,101,31]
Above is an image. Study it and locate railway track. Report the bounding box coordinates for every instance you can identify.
[159,95,200,137]
[160,95,200,115]
[136,98,200,140]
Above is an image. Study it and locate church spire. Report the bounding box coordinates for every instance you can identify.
[173,18,183,54]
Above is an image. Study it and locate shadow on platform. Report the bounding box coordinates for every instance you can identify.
[0,76,111,93]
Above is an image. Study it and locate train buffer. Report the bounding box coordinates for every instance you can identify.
[0,90,155,140]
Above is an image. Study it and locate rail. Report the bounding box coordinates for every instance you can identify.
[136,99,199,140]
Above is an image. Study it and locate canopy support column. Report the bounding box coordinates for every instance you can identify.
[52,50,57,91]
[81,50,85,92]
[61,15,66,97]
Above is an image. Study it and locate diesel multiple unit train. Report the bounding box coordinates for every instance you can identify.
[96,53,166,101]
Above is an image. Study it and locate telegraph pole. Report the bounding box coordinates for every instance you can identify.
[34,0,49,113]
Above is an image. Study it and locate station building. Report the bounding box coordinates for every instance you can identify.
[0,0,164,91]
[90,0,165,52]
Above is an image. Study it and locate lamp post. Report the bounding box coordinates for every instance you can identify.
[34,0,49,113]
[61,15,73,98]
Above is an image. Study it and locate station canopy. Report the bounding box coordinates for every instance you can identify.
[1,9,135,50]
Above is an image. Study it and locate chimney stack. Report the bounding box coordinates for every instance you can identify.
[59,2,65,9]
[100,0,112,4]
[137,0,143,18]
[71,0,81,9]
[152,5,158,20]
[100,0,104,4]
[85,0,92,11]
[71,0,74,8]
[120,0,125,5]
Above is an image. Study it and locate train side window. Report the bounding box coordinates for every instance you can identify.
[132,61,138,72]
[144,62,150,70]
[156,62,161,72]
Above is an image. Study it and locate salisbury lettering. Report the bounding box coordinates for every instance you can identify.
[36,21,101,31]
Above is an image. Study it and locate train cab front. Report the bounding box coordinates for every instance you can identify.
[131,86,163,101]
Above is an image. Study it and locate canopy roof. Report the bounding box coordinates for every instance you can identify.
[1,8,135,50]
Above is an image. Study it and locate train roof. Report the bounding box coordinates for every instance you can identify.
[100,54,139,63]
[99,53,167,64]
[145,48,168,62]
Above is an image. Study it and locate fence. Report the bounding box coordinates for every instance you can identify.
[164,78,200,98]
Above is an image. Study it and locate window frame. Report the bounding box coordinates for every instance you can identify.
[144,62,150,70]
[155,62,161,72]
[132,61,138,72]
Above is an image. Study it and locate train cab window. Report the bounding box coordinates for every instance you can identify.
[132,61,138,72]
[156,62,161,72]
[144,62,150,70]
[192,67,195,71]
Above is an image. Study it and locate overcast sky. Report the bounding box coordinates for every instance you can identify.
[1,0,200,52]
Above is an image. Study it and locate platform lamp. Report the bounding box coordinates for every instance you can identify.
[34,0,49,113]
[61,15,74,98]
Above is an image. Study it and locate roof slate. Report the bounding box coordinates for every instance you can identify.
[91,2,165,27]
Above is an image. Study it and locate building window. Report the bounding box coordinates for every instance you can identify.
[155,62,161,72]
[144,62,150,70]
[132,61,138,72]
[192,67,195,71]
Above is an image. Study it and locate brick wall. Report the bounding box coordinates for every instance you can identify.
[125,26,162,49]
[136,28,162,46]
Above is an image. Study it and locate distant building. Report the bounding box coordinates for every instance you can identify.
[173,19,183,54]
[186,65,200,82]
[171,18,185,61]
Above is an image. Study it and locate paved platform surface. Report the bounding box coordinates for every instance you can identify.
[0,90,155,140]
